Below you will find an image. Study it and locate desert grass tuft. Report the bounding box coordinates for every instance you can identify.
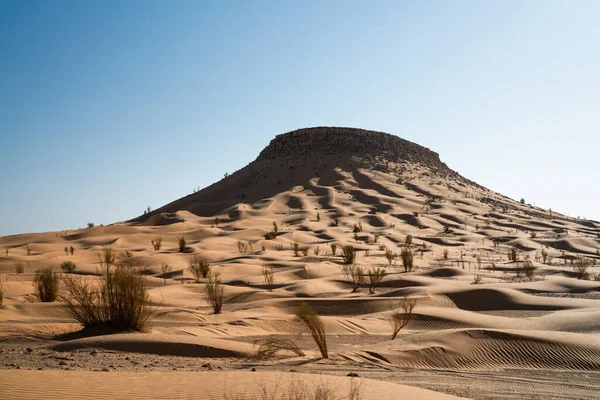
[60,261,76,273]
[295,302,328,359]
[400,247,414,272]
[254,336,305,357]
[204,272,224,314]
[178,236,187,252]
[60,264,155,331]
[341,245,356,264]
[190,257,211,282]
[261,266,275,291]
[151,236,163,251]
[15,262,25,274]
[572,256,591,280]
[34,268,59,302]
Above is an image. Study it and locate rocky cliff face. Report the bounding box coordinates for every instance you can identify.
[255,127,460,180]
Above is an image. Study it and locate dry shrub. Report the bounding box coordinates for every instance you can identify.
[160,264,171,286]
[60,261,76,273]
[69,246,74,255]
[15,262,25,274]
[443,249,449,260]
[0,277,5,306]
[330,243,337,256]
[238,241,249,255]
[254,336,305,357]
[342,245,356,265]
[405,235,413,246]
[509,247,518,263]
[204,273,224,314]
[151,236,162,251]
[471,274,482,284]
[34,268,59,302]
[367,267,386,294]
[341,265,365,293]
[293,243,300,257]
[314,246,320,256]
[275,244,284,251]
[26,244,32,256]
[60,264,155,331]
[261,266,275,291]
[400,247,413,272]
[190,257,210,282]
[572,256,591,280]
[99,247,115,268]
[389,297,417,340]
[295,303,328,359]
[223,375,362,400]
[384,248,397,266]
[178,236,187,252]
[522,260,535,280]
[301,247,310,257]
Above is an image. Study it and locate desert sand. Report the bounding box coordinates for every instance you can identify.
[1,127,599,399]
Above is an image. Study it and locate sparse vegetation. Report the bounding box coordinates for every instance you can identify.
[261,266,275,291]
[341,245,356,264]
[60,261,76,273]
[400,247,414,272]
[330,243,337,256]
[275,244,284,251]
[160,264,171,286]
[405,235,412,246]
[0,277,4,306]
[178,236,187,252]
[384,248,397,266]
[572,256,591,280]
[254,336,305,357]
[60,264,155,331]
[353,222,363,233]
[314,246,320,256]
[26,244,32,256]
[367,267,386,294]
[69,246,74,256]
[389,297,417,340]
[264,222,278,240]
[341,265,365,293]
[293,242,300,257]
[295,302,328,359]
[472,274,482,284]
[301,247,310,257]
[238,241,249,255]
[509,247,518,263]
[151,236,163,251]
[87,222,94,228]
[443,249,449,260]
[204,273,224,314]
[15,262,24,274]
[190,257,211,282]
[64,246,69,255]
[34,268,59,302]
[99,247,115,268]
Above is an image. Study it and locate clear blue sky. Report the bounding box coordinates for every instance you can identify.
[1,0,598,236]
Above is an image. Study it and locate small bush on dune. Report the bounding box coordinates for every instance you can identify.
[389,297,417,340]
[178,236,187,252]
[341,265,365,293]
[295,302,328,359]
[34,268,59,302]
[301,247,310,257]
[160,264,171,286]
[405,235,412,246]
[69,246,74,255]
[342,245,356,264]
[238,241,249,255]
[26,244,32,256]
[254,336,305,357]
[151,236,162,251]
[572,256,591,280]
[204,273,224,314]
[61,264,155,331]
[471,274,482,284]
[15,262,25,274]
[64,246,69,255]
[261,266,275,291]
[190,257,211,282]
[60,261,76,273]
[330,243,337,256]
[443,249,449,260]
[293,242,300,257]
[367,267,386,294]
[384,248,397,266]
[400,247,414,272]
[509,247,518,263]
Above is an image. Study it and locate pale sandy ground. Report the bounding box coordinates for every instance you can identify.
[1,161,600,399]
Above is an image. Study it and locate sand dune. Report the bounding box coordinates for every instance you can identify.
[1,128,599,399]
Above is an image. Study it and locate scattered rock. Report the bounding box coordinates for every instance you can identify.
[251,368,256,372]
